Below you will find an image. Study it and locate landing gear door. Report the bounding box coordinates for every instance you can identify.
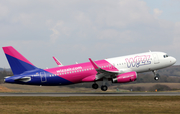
[153,53,160,64]
[40,72,47,82]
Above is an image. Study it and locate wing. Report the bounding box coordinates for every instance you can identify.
[89,58,131,80]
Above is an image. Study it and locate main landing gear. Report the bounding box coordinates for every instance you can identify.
[101,85,108,91]
[92,81,108,91]
[101,78,108,91]
[153,70,160,81]
[92,83,98,89]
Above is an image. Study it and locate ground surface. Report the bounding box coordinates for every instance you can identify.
[1,83,180,93]
[0,96,180,114]
[0,92,180,96]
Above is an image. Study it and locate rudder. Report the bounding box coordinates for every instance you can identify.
[2,46,37,75]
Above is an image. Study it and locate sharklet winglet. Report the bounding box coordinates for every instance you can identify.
[89,58,100,69]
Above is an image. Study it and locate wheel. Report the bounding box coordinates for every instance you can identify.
[154,76,159,80]
[101,85,108,91]
[92,83,98,89]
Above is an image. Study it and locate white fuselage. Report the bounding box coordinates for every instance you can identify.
[105,51,176,74]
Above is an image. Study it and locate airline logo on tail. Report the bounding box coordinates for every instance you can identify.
[3,46,37,75]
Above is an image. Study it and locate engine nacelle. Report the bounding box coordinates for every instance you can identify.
[112,71,137,83]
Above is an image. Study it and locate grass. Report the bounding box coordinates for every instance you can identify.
[0,96,180,114]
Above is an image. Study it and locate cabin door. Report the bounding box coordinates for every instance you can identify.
[153,53,160,64]
[40,72,47,82]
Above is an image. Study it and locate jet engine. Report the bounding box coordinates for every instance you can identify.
[112,71,137,83]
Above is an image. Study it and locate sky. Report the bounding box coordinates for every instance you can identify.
[0,0,180,69]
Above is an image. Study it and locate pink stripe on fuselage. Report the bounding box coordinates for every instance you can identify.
[45,59,118,83]
[3,46,34,66]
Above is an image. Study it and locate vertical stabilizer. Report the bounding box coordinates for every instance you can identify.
[2,46,37,75]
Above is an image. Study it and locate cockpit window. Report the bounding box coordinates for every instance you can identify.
[163,54,169,58]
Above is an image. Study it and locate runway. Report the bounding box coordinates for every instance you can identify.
[0,92,180,96]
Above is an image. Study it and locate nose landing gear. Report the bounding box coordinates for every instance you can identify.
[154,76,159,80]
[153,70,160,81]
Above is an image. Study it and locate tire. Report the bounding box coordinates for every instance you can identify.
[101,85,108,91]
[154,76,159,80]
[92,83,98,89]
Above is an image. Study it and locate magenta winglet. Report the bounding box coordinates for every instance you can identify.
[89,58,100,69]
[53,56,61,65]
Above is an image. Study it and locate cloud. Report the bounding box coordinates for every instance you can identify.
[1,0,180,68]
[153,8,163,18]
[0,3,9,20]
[173,22,180,46]
[49,20,71,43]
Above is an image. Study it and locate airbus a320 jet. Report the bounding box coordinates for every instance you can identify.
[3,46,176,91]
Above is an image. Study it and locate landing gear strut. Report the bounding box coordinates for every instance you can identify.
[152,70,160,81]
[101,78,108,91]
[92,83,98,89]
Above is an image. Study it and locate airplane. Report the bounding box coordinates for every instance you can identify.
[3,46,176,91]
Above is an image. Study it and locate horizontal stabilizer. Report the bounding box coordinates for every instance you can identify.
[14,77,31,82]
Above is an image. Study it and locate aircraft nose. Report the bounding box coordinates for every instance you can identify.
[171,57,176,64]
